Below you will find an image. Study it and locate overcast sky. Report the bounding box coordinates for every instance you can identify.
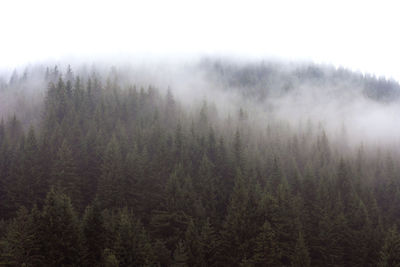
[0,0,399,80]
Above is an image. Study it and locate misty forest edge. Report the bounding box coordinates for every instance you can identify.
[0,60,400,266]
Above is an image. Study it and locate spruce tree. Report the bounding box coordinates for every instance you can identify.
[250,221,281,266]
[98,135,125,209]
[4,206,42,266]
[114,209,155,266]
[51,140,80,207]
[220,168,251,265]
[291,231,311,267]
[379,226,400,267]
[40,189,82,266]
[82,199,107,266]
[184,219,204,266]
[200,218,219,266]
[172,240,189,267]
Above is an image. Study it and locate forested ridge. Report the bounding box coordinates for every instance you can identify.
[1,62,400,266]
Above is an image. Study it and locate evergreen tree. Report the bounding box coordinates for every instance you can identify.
[220,168,252,265]
[172,240,189,267]
[379,226,400,267]
[291,231,311,267]
[199,218,219,266]
[269,156,284,192]
[103,248,119,267]
[4,206,42,266]
[114,209,155,266]
[82,199,107,266]
[98,135,125,209]
[250,221,281,266]
[152,239,171,266]
[51,140,81,208]
[184,219,204,266]
[2,62,400,266]
[40,189,82,266]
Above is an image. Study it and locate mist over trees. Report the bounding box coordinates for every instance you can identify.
[1,59,400,266]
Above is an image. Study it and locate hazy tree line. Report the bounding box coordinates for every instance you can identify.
[0,64,400,266]
[201,59,400,103]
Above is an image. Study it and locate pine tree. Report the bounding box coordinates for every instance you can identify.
[323,210,353,266]
[51,139,82,209]
[82,199,107,266]
[6,115,23,146]
[301,165,322,262]
[151,165,195,251]
[0,127,10,217]
[4,206,43,266]
[273,182,298,265]
[184,219,204,266]
[40,189,82,266]
[233,129,246,172]
[220,168,251,265]
[18,127,43,207]
[103,248,119,267]
[5,137,28,213]
[336,158,353,212]
[291,231,311,267]
[152,239,171,266]
[199,218,219,266]
[172,240,189,267]
[378,226,400,267]
[269,156,284,192]
[98,135,125,209]
[197,154,217,218]
[164,164,197,216]
[114,208,155,266]
[250,221,281,266]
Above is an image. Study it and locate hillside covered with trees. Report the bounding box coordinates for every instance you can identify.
[1,61,400,266]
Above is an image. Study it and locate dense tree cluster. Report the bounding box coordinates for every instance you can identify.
[201,59,400,102]
[1,64,400,266]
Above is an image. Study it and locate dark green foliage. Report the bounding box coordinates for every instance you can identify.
[220,169,254,265]
[3,207,42,266]
[199,218,219,266]
[82,200,107,266]
[184,219,203,266]
[40,189,82,266]
[103,248,119,267]
[152,239,171,266]
[98,135,125,209]
[172,240,189,267]
[291,231,311,267]
[379,226,400,267]
[250,221,281,266]
[1,64,400,266]
[52,140,81,208]
[114,209,155,266]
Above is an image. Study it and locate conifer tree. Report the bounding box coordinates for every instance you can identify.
[4,206,42,266]
[379,226,400,267]
[172,240,189,267]
[184,219,204,266]
[291,231,311,267]
[40,189,82,266]
[52,139,82,209]
[220,168,251,265]
[114,209,155,266]
[98,135,125,209]
[200,218,219,266]
[82,199,107,266]
[250,221,281,266]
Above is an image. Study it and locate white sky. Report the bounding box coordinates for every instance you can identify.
[0,0,400,80]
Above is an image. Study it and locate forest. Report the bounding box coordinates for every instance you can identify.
[1,60,400,266]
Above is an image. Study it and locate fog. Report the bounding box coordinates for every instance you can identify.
[4,2,400,264]
[1,57,400,155]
